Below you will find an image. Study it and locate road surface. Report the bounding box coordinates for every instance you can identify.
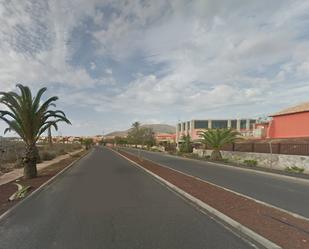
[0,147,254,249]
[123,147,309,218]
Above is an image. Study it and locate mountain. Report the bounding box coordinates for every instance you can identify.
[105,124,175,137]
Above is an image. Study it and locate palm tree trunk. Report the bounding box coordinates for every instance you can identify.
[35,145,42,163]
[210,149,222,161]
[23,144,38,179]
[48,127,53,146]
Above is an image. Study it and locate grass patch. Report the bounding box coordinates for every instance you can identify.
[222,158,229,163]
[285,166,304,174]
[39,151,57,161]
[243,159,258,167]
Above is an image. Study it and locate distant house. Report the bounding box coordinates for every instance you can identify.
[253,122,270,139]
[155,133,176,144]
[267,102,309,139]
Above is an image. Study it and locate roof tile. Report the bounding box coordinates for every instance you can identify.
[271,102,309,116]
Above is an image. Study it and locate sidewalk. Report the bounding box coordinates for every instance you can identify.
[0,149,83,186]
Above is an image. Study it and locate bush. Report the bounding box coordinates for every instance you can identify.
[150,148,161,152]
[14,158,24,168]
[72,152,82,158]
[38,143,82,159]
[179,143,193,153]
[285,166,304,174]
[176,151,184,156]
[58,148,67,155]
[222,158,229,163]
[182,153,193,158]
[39,151,56,161]
[243,159,258,167]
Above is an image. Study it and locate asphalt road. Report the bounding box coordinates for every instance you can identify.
[0,147,255,249]
[123,147,309,218]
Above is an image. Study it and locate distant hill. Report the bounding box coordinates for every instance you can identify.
[104,130,128,137]
[105,124,175,137]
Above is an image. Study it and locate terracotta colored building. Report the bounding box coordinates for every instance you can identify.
[155,133,176,144]
[267,102,309,139]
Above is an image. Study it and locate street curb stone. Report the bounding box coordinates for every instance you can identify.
[113,148,282,249]
[126,149,309,221]
[162,150,309,184]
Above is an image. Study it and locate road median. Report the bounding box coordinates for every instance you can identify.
[115,148,309,249]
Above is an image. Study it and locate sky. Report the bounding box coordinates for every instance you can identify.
[0,0,309,136]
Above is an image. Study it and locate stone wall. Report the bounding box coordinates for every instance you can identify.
[193,148,309,174]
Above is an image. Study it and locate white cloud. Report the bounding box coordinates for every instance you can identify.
[90,62,96,70]
[1,0,309,135]
[89,0,309,118]
[0,0,105,90]
[105,68,112,75]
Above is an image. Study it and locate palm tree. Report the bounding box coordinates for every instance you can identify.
[81,138,93,150]
[0,84,71,179]
[129,121,141,148]
[47,126,52,146]
[179,134,193,153]
[199,129,241,161]
[132,121,140,130]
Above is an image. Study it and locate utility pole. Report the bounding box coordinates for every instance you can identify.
[269,140,273,168]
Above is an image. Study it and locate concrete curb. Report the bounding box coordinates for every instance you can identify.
[130,148,309,184]
[0,149,91,222]
[113,149,282,249]
[123,149,309,222]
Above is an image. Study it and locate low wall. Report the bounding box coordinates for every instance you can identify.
[193,148,309,174]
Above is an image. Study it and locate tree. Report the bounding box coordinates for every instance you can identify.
[98,137,105,146]
[0,84,71,179]
[47,126,52,146]
[179,134,193,153]
[114,136,128,145]
[81,138,93,150]
[199,129,241,161]
[127,122,155,149]
[127,121,141,147]
[132,121,140,130]
[139,127,155,148]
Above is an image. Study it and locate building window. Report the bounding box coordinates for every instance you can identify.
[250,119,256,129]
[231,120,237,129]
[194,120,208,129]
[187,121,190,130]
[178,123,181,131]
[240,120,247,129]
[212,120,228,129]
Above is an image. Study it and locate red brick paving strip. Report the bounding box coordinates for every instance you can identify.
[119,150,309,249]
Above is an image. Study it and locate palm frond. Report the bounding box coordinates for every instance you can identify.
[199,129,241,149]
[32,87,47,112]
[0,84,71,145]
